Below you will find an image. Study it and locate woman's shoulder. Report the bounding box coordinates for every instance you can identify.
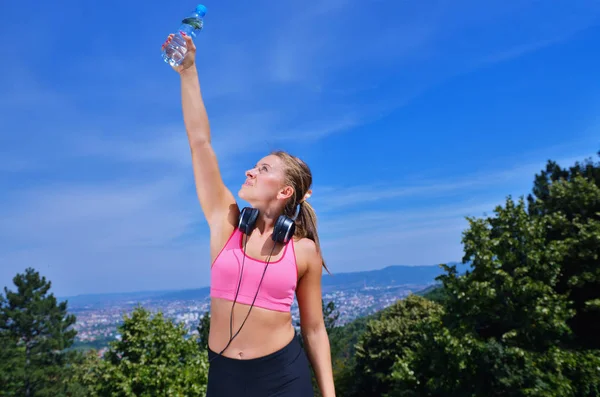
[292,237,322,278]
[293,236,318,253]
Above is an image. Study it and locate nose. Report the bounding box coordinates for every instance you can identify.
[245,168,256,178]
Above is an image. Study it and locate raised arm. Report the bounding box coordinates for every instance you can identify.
[164,33,238,246]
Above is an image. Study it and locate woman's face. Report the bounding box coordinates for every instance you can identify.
[238,154,293,205]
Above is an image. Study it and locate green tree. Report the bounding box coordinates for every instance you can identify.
[329,313,373,393]
[62,349,99,397]
[299,299,341,397]
[526,154,600,349]
[441,197,575,351]
[0,267,77,397]
[76,306,209,396]
[388,154,600,396]
[339,295,443,397]
[0,296,25,395]
[196,311,210,351]
[417,284,448,304]
[323,299,340,332]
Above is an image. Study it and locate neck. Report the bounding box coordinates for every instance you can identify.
[253,208,280,235]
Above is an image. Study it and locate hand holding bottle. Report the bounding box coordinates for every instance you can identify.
[161,4,206,73]
[162,33,197,74]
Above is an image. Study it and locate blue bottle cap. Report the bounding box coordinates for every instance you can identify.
[196,4,207,17]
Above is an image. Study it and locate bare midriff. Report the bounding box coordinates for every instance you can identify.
[208,297,296,359]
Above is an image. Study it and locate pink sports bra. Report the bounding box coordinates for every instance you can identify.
[210,228,298,312]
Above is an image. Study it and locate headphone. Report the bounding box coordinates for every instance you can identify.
[238,205,299,244]
[208,204,301,363]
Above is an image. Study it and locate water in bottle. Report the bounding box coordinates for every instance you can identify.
[162,4,207,67]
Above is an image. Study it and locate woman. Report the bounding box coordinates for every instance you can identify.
[161,33,336,397]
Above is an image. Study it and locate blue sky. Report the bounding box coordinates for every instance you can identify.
[1,0,599,297]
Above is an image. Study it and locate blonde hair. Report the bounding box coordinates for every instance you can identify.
[272,150,330,274]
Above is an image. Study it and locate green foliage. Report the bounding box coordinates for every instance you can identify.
[323,299,340,332]
[337,295,443,396]
[390,328,600,396]
[0,327,25,396]
[328,310,375,394]
[299,299,341,397]
[0,268,77,397]
[196,310,210,351]
[331,153,600,396]
[440,196,575,351]
[416,284,448,304]
[386,153,600,396]
[70,335,114,352]
[527,155,600,349]
[330,310,376,361]
[74,306,209,396]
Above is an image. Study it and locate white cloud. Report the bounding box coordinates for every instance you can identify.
[309,150,599,272]
[1,146,596,295]
[69,108,366,173]
[319,200,497,236]
[320,216,468,273]
[0,174,212,296]
[5,0,595,172]
[311,151,595,213]
[0,175,482,295]
[72,126,192,168]
[0,175,200,247]
[313,198,499,273]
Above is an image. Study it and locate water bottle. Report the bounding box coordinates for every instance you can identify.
[162,4,207,67]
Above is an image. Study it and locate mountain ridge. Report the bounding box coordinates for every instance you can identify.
[61,262,462,307]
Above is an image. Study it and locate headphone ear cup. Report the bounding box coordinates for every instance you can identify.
[272,215,296,244]
[239,207,259,235]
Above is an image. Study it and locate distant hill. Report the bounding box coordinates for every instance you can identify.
[155,287,211,301]
[61,289,182,308]
[321,264,458,292]
[62,262,463,308]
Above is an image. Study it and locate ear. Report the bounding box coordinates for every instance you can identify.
[277,185,294,200]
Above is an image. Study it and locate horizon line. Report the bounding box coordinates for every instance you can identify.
[55,261,462,300]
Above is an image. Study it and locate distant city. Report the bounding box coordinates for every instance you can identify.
[64,264,458,354]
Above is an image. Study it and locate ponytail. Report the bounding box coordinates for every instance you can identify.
[296,200,331,274]
[269,149,330,273]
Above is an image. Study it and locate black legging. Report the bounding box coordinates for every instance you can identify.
[206,334,314,396]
